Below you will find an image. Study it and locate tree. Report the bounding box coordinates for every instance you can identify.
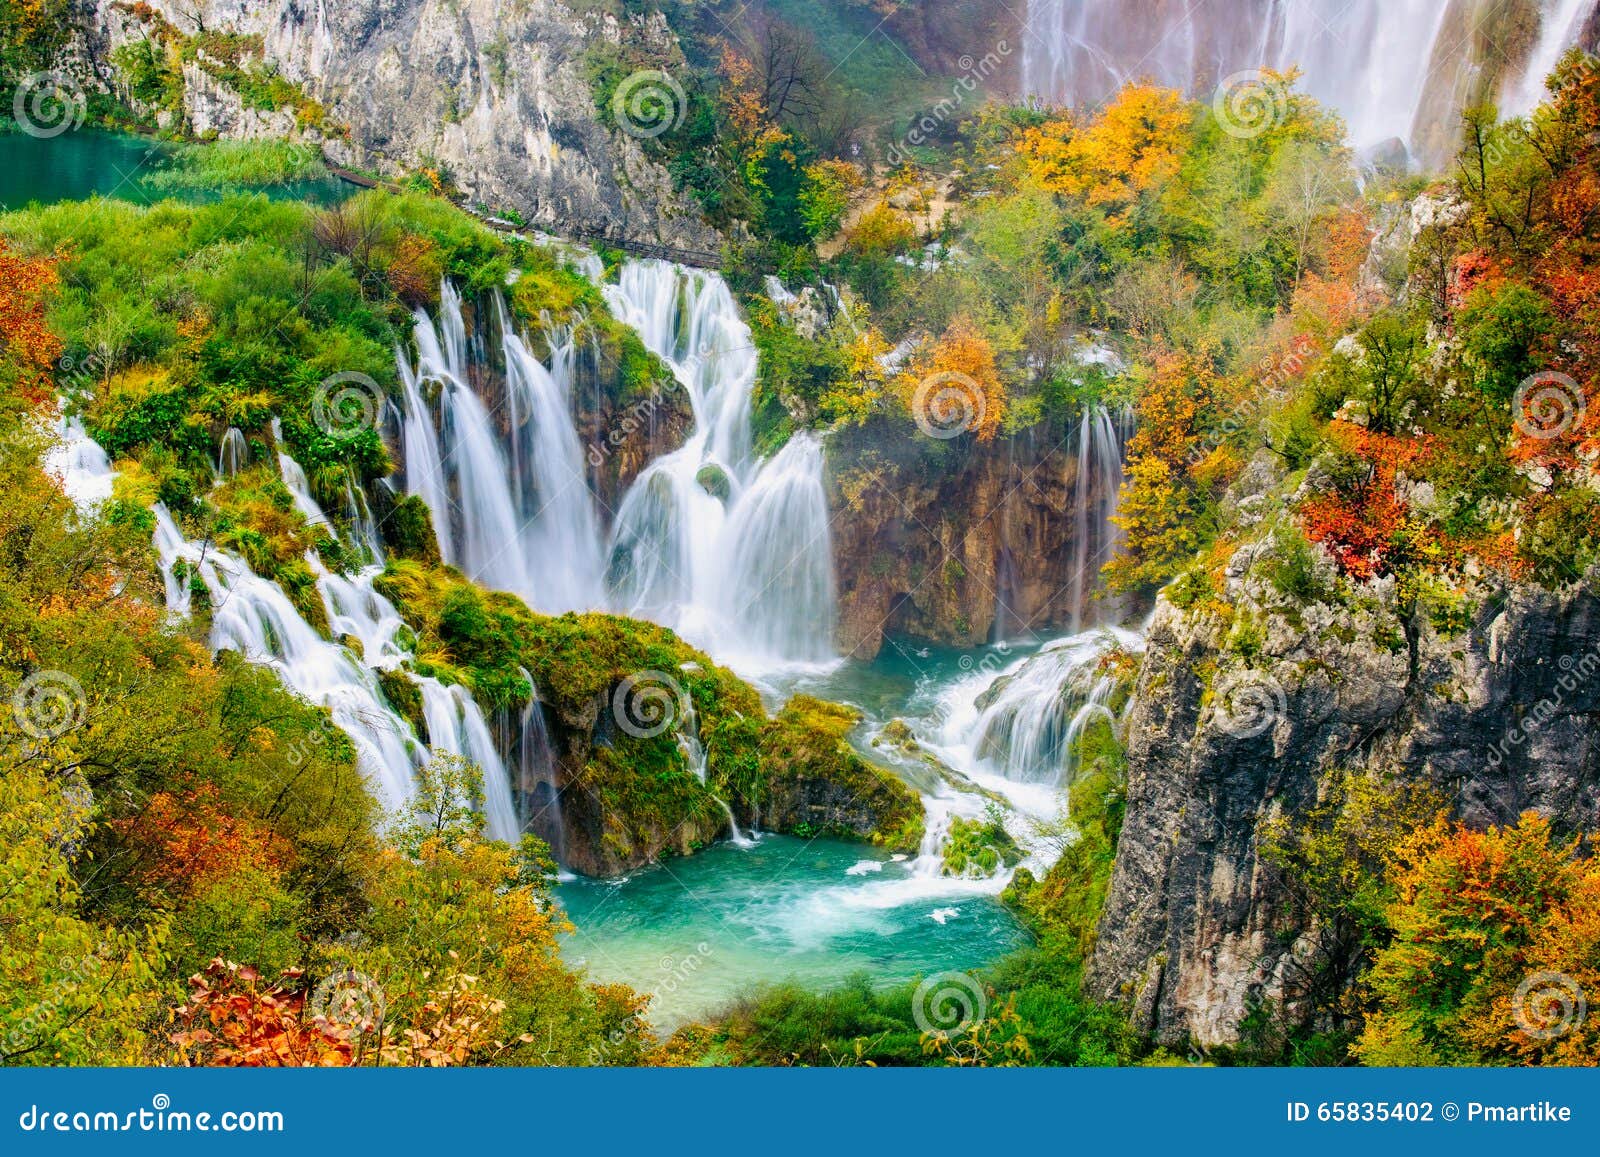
[1356,812,1600,1066]
[0,239,62,405]
[898,318,1005,442]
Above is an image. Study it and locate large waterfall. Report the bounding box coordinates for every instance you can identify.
[1022,0,1596,163]
[602,260,836,668]
[398,259,837,671]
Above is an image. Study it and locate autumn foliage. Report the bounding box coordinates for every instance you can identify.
[0,239,62,405]
[1358,813,1600,1066]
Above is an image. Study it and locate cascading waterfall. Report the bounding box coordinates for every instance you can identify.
[1506,0,1597,115]
[108,417,527,842]
[152,505,426,809]
[216,427,249,477]
[399,282,605,613]
[602,260,835,670]
[1067,405,1134,634]
[1022,0,1596,161]
[675,693,754,848]
[395,259,836,671]
[505,668,564,858]
[499,304,606,612]
[932,626,1144,790]
[46,416,114,511]
[415,676,520,842]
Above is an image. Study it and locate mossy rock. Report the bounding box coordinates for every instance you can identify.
[376,666,426,739]
[941,812,1023,878]
[756,695,925,853]
[386,494,442,564]
[695,463,732,502]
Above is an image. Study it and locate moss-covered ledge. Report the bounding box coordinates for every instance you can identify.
[754,696,924,853]
[372,561,925,874]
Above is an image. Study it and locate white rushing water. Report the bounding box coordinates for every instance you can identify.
[46,415,114,511]
[397,261,838,673]
[602,261,836,671]
[1022,0,1596,159]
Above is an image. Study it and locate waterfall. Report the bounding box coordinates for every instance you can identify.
[399,281,606,613]
[153,505,426,809]
[713,433,837,664]
[676,692,754,848]
[933,627,1144,789]
[602,259,836,670]
[1021,0,1597,161]
[416,676,521,843]
[272,418,333,531]
[45,416,114,511]
[216,427,249,477]
[397,352,453,564]
[392,259,837,670]
[500,305,605,612]
[1506,0,1596,116]
[1067,405,1133,634]
[508,668,564,859]
[341,467,384,564]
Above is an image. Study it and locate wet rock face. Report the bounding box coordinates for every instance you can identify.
[827,425,1128,659]
[1091,567,1600,1048]
[88,0,716,246]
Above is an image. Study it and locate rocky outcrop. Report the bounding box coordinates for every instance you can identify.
[827,418,1129,658]
[85,0,716,246]
[1090,535,1600,1047]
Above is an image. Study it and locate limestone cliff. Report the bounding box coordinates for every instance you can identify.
[827,418,1129,659]
[1089,492,1600,1047]
[82,0,716,246]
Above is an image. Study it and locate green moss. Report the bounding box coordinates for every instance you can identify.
[757,695,925,852]
[942,806,1023,877]
[387,494,442,563]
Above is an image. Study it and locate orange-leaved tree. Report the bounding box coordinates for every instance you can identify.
[1356,812,1600,1066]
[898,318,1005,442]
[0,238,62,406]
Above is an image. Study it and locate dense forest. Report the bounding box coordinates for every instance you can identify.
[2,0,1598,1068]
